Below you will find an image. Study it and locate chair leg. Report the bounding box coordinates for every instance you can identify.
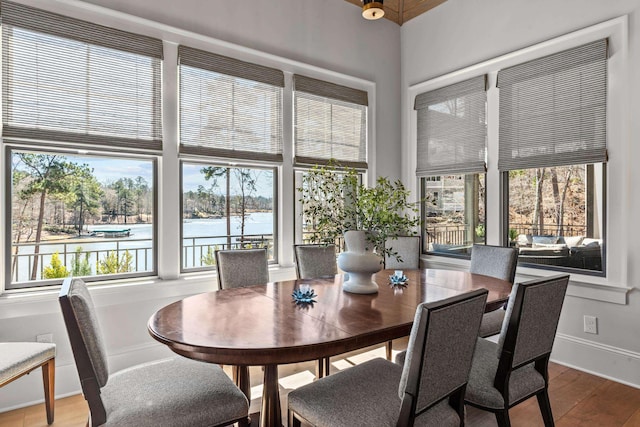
[288,409,302,427]
[316,357,330,379]
[495,409,511,427]
[386,340,393,361]
[537,389,555,427]
[42,358,55,425]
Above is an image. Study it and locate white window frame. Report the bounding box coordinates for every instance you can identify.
[0,0,376,295]
[405,16,629,303]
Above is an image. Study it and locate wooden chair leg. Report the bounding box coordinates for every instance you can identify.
[42,358,55,425]
[386,340,393,361]
[537,389,555,427]
[495,409,511,427]
[315,357,330,379]
[288,409,302,427]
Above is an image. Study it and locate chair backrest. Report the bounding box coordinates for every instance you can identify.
[470,244,518,283]
[495,274,569,382]
[59,277,108,425]
[397,289,488,425]
[215,248,269,289]
[294,244,337,279]
[385,236,420,270]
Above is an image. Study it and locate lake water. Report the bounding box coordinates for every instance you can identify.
[12,212,274,282]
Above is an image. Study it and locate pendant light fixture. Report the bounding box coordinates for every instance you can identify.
[362,0,384,20]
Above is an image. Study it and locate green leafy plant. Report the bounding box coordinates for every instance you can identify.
[97,250,133,274]
[475,224,485,238]
[509,228,518,242]
[43,252,70,279]
[299,162,422,261]
[71,247,92,276]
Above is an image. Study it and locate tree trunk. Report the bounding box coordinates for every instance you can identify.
[532,168,546,235]
[551,169,561,235]
[30,191,47,281]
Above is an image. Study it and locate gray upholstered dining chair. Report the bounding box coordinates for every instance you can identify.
[294,244,338,279]
[215,247,269,289]
[384,235,421,270]
[59,278,249,427]
[464,274,569,427]
[294,244,337,378]
[0,342,56,424]
[288,288,488,427]
[470,244,519,337]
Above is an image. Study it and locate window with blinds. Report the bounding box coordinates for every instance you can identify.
[293,75,368,169]
[179,46,284,162]
[498,39,608,171]
[414,75,487,176]
[1,0,163,151]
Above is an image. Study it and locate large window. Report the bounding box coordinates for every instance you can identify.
[415,76,487,257]
[181,163,276,271]
[8,149,156,288]
[499,40,607,274]
[416,39,608,275]
[507,165,605,272]
[2,1,162,289]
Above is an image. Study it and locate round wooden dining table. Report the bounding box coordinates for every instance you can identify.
[148,269,512,427]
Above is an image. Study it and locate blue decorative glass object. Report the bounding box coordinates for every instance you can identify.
[292,285,317,305]
[389,273,408,287]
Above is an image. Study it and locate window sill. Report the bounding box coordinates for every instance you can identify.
[422,254,631,305]
[0,265,298,320]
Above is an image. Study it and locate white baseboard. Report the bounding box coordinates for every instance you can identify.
[552,333,640,389]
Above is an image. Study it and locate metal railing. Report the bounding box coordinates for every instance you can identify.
[182,233,275,269]
[10,233,276,282]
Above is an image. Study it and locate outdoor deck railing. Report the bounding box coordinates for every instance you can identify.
[10,233,276,282]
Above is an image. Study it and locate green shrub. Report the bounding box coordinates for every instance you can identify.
[71,247,92,276]
[97,250,133,274]
[43,252,70,279]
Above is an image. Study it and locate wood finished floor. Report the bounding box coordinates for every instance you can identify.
[2,344,639,427]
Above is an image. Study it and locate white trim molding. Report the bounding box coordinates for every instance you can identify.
[552,333,640,389]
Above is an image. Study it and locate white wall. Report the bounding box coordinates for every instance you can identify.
[402,0,640,386]
[0,0,401,411]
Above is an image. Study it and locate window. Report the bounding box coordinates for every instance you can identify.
[178,46,283,271]
[293,75,369,247]
[179,45,284,162]
[181,163,276,271]
[506,165,605,272]
[294,168,363,249]
[414,76,487,257]
[293,75,368,169]
[422,174,485,256]
[3,1,162,289]
[9,149,156,288]
[499,40,607,274]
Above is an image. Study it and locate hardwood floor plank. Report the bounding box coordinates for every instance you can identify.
[1,360,639,427]
[557,381,640,427]
[623,407,640,427]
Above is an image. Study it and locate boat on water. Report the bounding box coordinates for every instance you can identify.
[89,229,131,238]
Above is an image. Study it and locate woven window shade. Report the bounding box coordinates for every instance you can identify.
[179,46,284,162]
[293,75,368,169]
[498,39,608,171]
[1,0,163,151]
[414,76,487,176]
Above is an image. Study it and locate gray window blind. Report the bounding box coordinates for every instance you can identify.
[179,46,284,162]
[293,75,368,169]
[1,0,163,151]
[414,76,487,176]
[498,39,608,171]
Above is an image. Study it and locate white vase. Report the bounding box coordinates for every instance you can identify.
[338,230,383,294]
